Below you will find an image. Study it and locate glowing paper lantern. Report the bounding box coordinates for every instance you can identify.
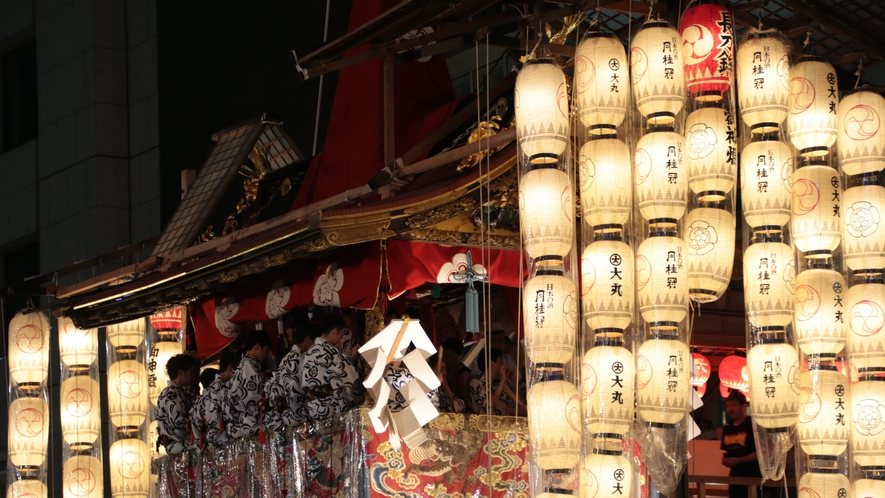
[527,378,581,469]
[846,276,885,369]
[788,56,838,155]
[634,130,687,222]
[685,106,736,197]
[637,337,690,425]
[8,397,48,468]
[792,165,842,253]
[798,365,849,457]
[149,340,184,406]
[580,448,633,498]
[523,262,578,364]
[581,236,634,332]
[106,319,146,354]
[8,311,50,387]
[582,340,635,436]
[519,167,574,259]
[63,455,103,498]
[109,438,151,498]
[108,360,148,429]
[798,470,849,498]
[851,376,885,468]
[719,354,749,395]
[6,480,47,498]
[579,137,632,227]
[685,207,735,303]
[680,3,733,99]
[631,20,685,124]
[853,478,885,498]
[747,340,800,429]
[843,183,885,271]
[149,307,185,332]
[574,32,628,130]
[794,267,846,355]
[743,235,795,327]
[515,57,569,164]
[736,29,791,132]
[691,353,711,397]
[839,87,885,175]
[60,375,101,448]
[740,138,793,228]
[636,231,689,327]
[59,317,97,370]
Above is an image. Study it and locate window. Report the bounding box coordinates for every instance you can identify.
[2,39,37,151]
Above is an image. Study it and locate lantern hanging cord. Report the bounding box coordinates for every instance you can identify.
[647,0,654,20]
[802,31,813,55]
[855,58,864,89]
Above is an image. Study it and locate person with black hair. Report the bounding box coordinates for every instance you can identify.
[156,354,199,454]
[722,390,762,498]
[191,350,240,447]
[427,354,465,413]
[224,330,272,439]
[441,337,473,403]
[469,348,522,416]
[189,368,219,447]
[265,322,320,431]
[298,314,361,420]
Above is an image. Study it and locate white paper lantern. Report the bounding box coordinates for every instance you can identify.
[580,449,633,498]
[581,237,634,332]
[149,340,184,406]
[635,130,687,221]
[109,438,151,498]
[685,107,736,196]
[747,340,800,429]
[792,165,842,253]
[794,267,846,355]
[839,87,885,176]
[579,137,632,227]
[528,378,581,469]
[631,20,685,124]
[8,311,50,387]
[743,236,795,327]
[8,397,48,468]
[844,184,885,271]
[853,478,885,498]
[740,138,793,228]
[788,56,838,155]
[851,376,885,468]
[575,32,628,130]
[519,167,574,259]
[63,455,103,498]
[636,232,689,327]
[515,58,569,164]
[636,337,690,425]
[846,277,885,369]
[108,360,148,429]
[59,317,97,370]
[61,376,101,448]
[799,471,849,498]
[106,319,146,354]
[582,342,634,436]
[6,480,47,498]
[523,264,578,365]
[798,365,849,457]
[685,207,735,303]
[736,29,791,132]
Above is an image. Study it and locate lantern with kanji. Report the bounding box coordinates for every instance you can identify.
[740,138,793,229]
[798,363,849,458]
[636,336,690,425]
[691,352,711,397]
[631,19,685,124]
[580,443,633,498]
[788,55,838,156]
[575,32,628,131]
[794,265,846,355]
[636,228,689,328]
[634,129,687,222]
[792,165,842,253]
[839,87,885,176]
[581,234,634,332]
[515,56,569,164]
[747,338,800,429]
[524,257,577,365]
[798,469,849,498]
[680,2,733,100]
[736,29,791,134]
[583,336,635,436]
[719,354,750,397]
[149,340,184,406]
[743,231,795,328]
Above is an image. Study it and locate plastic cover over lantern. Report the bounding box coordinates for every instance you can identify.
[798,364,849,457]
[580,446,633,498]
[788,56,838,155]
[62,454,103,498]
[685,106,737,196]
[636,337,690,425]
[106,318,146,353]
[799,470,849,498]
[843,182,885,271]
[740,139,793,228]
[747,339,800,429]
[634,130,688,222]
[851,376,885,468]
[631,20,685,124]
[519,167,574,259]
[6,480,47,498]
[574,32,628,131]
[680,2,733,99]
[527,376,581,470]
[853,478,885,498]
[515,57,569,164]
[685,207,735,302]
[523,260,578,365]
[743,233,795,327]
[582,338,635,436]
[109,438,151,498]
[736,29,791,133]
[839,87,885,176]
[60,375,101,448]
[636,230,689,327]
[846,275,885,369]
[792,165,842,253]
[8,311,50,387]
[59,317,97,369]
[794,266,846,355]
[108,360,149,429]
[581,234,634,332]
[149,340,184,405]
[579,136,632,227]
[8,397,48,468]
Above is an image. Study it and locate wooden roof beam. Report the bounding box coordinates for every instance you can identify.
[776,0,885,62]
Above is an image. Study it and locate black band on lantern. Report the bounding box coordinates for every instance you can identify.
[526,155,560,168]
[592,432,624,440]
[690,289,719,297]
[593,224,625,236]
[545,468,574,475]
[593,448,624,456]
[694,90,724,102]
[648,421,677,429]
[647,116,676,129]
[536,269,565,276]
[544,488,575,495]
[588,124,618,135]
[594,333,625,347]
[750,122,780,135]
[859,367,885,374]
[697,190,727,203]
[763,426,790,433]
[535,255,564,263]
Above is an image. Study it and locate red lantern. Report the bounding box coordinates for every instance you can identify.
[680,2,734,100]
[691,353,711,397]
[150,308,185,332]
[718,354,749,397]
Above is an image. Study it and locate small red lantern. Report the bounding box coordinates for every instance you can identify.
[150,307,185,332]
[718,353,749,397]
[691,353,711,397]
[680,2,734,100]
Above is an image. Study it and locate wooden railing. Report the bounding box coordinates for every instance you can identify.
[688,475,796,498]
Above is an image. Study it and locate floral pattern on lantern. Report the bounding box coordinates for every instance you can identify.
[794,268,846,355]
[523,267,577,365]
[631,20,685,124]
[792,165,842,253]
[851,377,885,468]
[108,360,149,429]
[680,3,734,98]
[63,455,103,498]
[798,366,849,457]
[8,397,48,468]
[634,130,687,222]
[519,167,574,259]
[636,337,690,425]
[743,237,795,327]
[575,32,628,130]
[843,184,885,271]
[685,207,735,303]
[60,376,101,448]
[515,58,569,164]
[748,341,800,429]
[581,238,634,332]
[8,311,50,387]
[580,137,632,227]
[685,107,737,196]
[839,87,885,176]
[528,378,581,469]
[740,139,793,228]
[736,29,791,132]
[583,344,634,436]
[636,233,689,326]
[788,56,838,154]
[846,279,885,369]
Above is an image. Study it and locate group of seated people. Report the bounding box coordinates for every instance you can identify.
[155,316,525,455]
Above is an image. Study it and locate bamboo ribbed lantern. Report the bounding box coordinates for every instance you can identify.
[685,106,736,197]
[636,337,690,425]
[519,167,574,259]
[685,207,735,303]
[59,317,97,371]
[8,397,48,468]
[528,377,581,470]
[634,130,687,222]
[580,137,632,227]
[8,312,50,388]
[794,266,846,355]
[62,455,103,498]
[740,139,793,228]
[636,230,689,328]
[846,276,885,369]
[788,56,838,156]
[581,235,634,332]
[743,234,795,328]
[747,339,800,429]
[843,183,885,271]
[515,58,570,164]
[680,2,733,99]
[631,20,685,125]
[575,32,628,131]
[108,360,148,430]
[839,87,885,176]
[109,438,150,498]
[798,365,849,457]
[736,29,791,133]
[524,260,578,365]
[60,375,101,449]
[792,165,842,253]
[582,340,634,436]
[851,376,885,469]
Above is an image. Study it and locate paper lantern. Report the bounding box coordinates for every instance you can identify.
[515,57,569,164]
[788,55,838,155]
[6,480,47,498]
[844,183,885,271]
[109,438,151,498]
[637,337,690,425]
[839,87,885,176]
[743,235,795,327]
[582,342,635,436]
[150,307,185,332]
[736,29,790,132]
[846,276,885,369]
[851,376,885,468]
[792,165,842,253]
[799,470,849,498]
[108,360,148,429]
[631,20,685,124]
[798,365,849,457]
[747,340,800,429]
[519,167,574,259]
[636,231,689,327]
[523,263,578,364]
[691,353,711,391]
[106,319,146,354]
[680,3,733,99]
[634,130,687,222]
[719,354,749,395]
[8,397,48,468]
[528,378,581,469]
[740,138,793,228]
[794,267,846,355]
[579,137,632,227]
[853,478,885,498]
[685,106,736,197]
[580,449,633,498]
[63,455,103,498]
[60,376,101,448]
[685,207,735,303]
[8,311,50,387]
[59,317,97,370]
[581,236,634,332]
[574,32,628,130]
[149,340,184,406]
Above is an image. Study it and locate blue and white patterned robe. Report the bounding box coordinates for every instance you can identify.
[469,375,516,416]
[223,355,266,439]
[264,345,306,432]
[157,381,196,452]
[298,337,360,420]
[191,374,229,446]
[385,364,465,413]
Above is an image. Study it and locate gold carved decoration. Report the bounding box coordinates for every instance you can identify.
[405,197,477,230]
[200,225,216,242]
[457,116,507,172]
[404,229,519,249]
[364,301,386,342]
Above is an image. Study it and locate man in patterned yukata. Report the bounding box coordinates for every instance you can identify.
[265,323,320,432]
[298,315,362,421]
[190,367,219,446]
[156,354,200,454]
[191,350,240,446]
[224,330,272,439]
[469,348,523,416]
